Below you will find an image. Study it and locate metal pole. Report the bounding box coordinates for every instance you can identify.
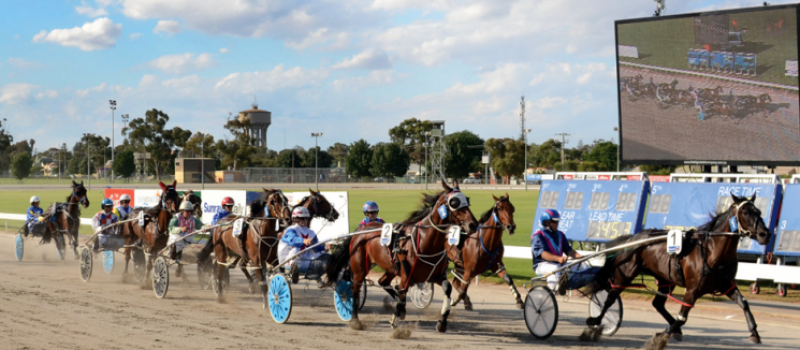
[109,100,116,183]
[424,133,429,190]
[201,133,205,190]
[614,127,620,172]
[524,130,528,191]
[555,133,570,171]
[315,135,319,190]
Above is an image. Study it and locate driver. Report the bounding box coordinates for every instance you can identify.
[169,201,204,264]
[278,207,324,274]
[357,201,384,229]
[113,194,133,220]
[92,199,119,253]
[211,197,235,225]
[531,209,582,295]
[26,196,45,234]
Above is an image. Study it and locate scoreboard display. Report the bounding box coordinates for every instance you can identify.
[774,184,800,257]
[534,180,650,242]
[643,182,782,255]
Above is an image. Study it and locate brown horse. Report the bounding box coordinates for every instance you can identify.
[586,194,768,349]
[447,194,523,310]
[39,181,90,259]
[120,181,183,286]
[327,180,478,332]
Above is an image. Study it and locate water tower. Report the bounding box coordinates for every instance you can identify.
[238,104,271,152]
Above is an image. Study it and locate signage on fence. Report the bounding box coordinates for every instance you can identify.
[618,45,639,58]
[200,190,247,225]
[786,60,798,77]
[643,182,782,255]
[533,179,650,242]
[105,189,135,207]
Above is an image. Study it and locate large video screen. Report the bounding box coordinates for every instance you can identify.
[616,6,800,165]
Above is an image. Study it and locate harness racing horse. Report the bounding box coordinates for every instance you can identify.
[327,180,478,332]
[586,194,769,349]
[121,181,183,286]
[447,194,523,310]
[38,181,90,259]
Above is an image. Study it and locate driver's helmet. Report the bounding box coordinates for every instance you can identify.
[120,194,131,203]
[30,195,40,204]
[539,209,560,226]
[363,201,379,214]
[179,201,193,212]
[292,207,310,220]
[101,198,114,208]
[221,197,235,206]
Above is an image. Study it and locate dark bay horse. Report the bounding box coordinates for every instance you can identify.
[327,180,478,332]
[586,194,769,349]
[120,181,182,285]
[39,181,90,259]
[447,194,523,310]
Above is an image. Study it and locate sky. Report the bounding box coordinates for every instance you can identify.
[0,0,795,152]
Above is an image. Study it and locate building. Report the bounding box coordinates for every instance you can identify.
[238,104,271,152]
[174,158,216,184]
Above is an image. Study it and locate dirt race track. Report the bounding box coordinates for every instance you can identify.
[2,234,800,350]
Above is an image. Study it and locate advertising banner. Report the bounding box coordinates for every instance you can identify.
[104,189,135,207]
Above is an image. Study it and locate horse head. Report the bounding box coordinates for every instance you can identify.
[301,189,339,222]
[70,180,90,208]
[264,188,292,226]
[436,180,478,234]
[492,193,516,234]
[728,193,770,245]
[183,190,202,217]
[159,181,180,214]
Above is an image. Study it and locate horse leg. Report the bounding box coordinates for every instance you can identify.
[436,279,453,333]
[122,247,131,283]
[215,246,228,303]
[656,289,698,347]
[141,251,153,289]
[241,265,256,294]
[378,273,398,302]
[449,276,465,308]
[497,265,523,309]
[390,285,407,329]
[727,286,761,343]
[652,285,681,340]
[586,288,623,326]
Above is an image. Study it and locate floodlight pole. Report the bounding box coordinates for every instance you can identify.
[109,100,116,183]
[200,132,205,190]
[524,129,531,191]
[84,133,93,190]
[555,132,570,171]
[311,133,323,190]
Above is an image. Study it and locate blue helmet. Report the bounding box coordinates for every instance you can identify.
[363,201,379,213]
[540,209,560,226]
[101,198,114,208]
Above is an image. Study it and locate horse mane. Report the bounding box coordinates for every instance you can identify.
[402,191,444,225]
[250,198,266,217]
[697,206,732,231]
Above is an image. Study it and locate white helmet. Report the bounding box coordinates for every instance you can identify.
[179,201,194,212]
[30,196,40,204]
[120,194,131,202]
[292,207,310,219]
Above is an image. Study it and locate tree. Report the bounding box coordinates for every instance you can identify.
[583,141,617,171]
[0,118,15,171]
[215,114,258,170]
[370,142,410,178]
[113,150,136,178]
[528,139,563,169]
[10,152,32,180]
[639,164,675,175]
[303,147,334,168]
[122,108,190,178]
[389,118,433,164]
[444,130,484,179]
[484,138,525,178]
[276,149,304,168]
[344,139,372,177]
[72,134,110,175]
[183,132,216,158]
[327,143,349,166]
[554,159,580,171]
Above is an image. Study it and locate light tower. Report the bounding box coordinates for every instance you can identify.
[238,103,271,152]
[430,121,446,182]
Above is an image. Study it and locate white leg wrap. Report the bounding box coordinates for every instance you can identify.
[442,297,451,315]
[677,315,686,321]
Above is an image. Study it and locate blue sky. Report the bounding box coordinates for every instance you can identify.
[0,0,794,151]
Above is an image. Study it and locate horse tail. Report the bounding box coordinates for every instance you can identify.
[196,230,216,263]
[324,235,353,286]
[583,252,618,296]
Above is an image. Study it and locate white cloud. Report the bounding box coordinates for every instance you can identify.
[148,53,216,74]
[32,17,122,51]
[154,20,181,35]
[129,33,142,40]
[332,70,395,91]
[75,3,108,17]
[7,58,40,70]
[332,48,391,70]
[76,82,107,97]
[0,83,38,104]
[531,96,568,109]
[219,48,229,54]
[36,90,58,100]
[215,64,329,93]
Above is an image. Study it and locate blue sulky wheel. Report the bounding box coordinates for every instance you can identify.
[268,274,293,323]
[14,233,24,262]
[334,280,354,321]
[102,250,114,274]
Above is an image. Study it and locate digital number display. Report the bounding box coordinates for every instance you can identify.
[649,194,672,214]
[615,192,638,212]
[589,192,610,211]
[587,221,633,240]
[715,196,770,217]
[777,230,800,252]
[540,191,559,209]
[564,191,584,210]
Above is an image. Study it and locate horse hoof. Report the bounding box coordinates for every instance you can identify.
[399,312,406,321]
[217,296,226,304]
[349,319,365,331]
[585,317,601,326]
[464,304,473,311]
[671,332,683,342]
[515,302,524,310]
[248,283,257,294]
[435,321,447,333]
[749,335,761,344]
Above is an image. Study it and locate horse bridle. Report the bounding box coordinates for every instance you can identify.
[267,191,292,226]
[426,192,469,234]
[480,197,512,231]
[731,200,760,237]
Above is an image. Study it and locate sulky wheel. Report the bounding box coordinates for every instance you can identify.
[14,233,24,262]
[358,281,367,311]
[589,290,623,336]
[268,274,293,324]
[198,262,213,290]
[524,285,559,340]
[55,234,66,262]
[212,265,230,297]
[79,247,93,282]
[334,280,354,321]
[102,250,115,274]
[777,284,787,298]
[132,250,146,283]
[152,256,170,299]
[411,282,434,309]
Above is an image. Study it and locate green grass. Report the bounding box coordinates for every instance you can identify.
[618,8,799,86]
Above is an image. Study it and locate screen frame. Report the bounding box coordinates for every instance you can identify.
[615,4,800,166]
